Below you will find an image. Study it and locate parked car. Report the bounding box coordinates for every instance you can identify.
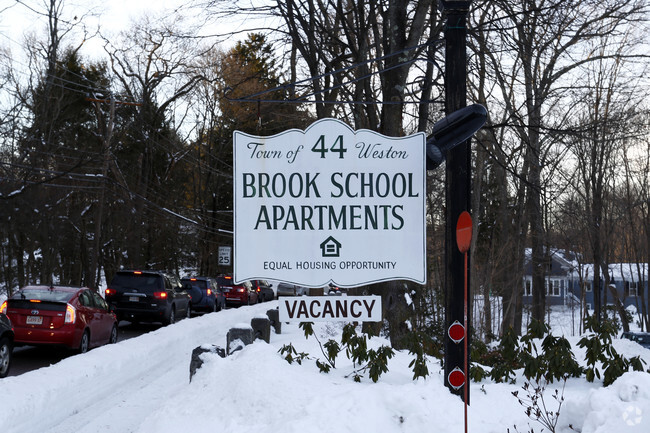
[0,313,14,378]
[276,283,309,297]
[181,276,225,313]
[250,280,274,302]
[621,331,650,349]
[217,276,258,306]
[327,284,347,295]
[105,270,192,325]
[0,285,117,353]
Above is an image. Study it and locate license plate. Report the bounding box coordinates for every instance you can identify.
[129,296,140,302]
[26,315,43,325]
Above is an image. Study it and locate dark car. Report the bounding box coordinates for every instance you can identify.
[1,286,117,354]
[621,331,650,349]
[0,313,14,378]
[327,284,347,295]
[217,276,258,306]
[181,276,225,313]
[105,270,192,325]
[250,280,274,302]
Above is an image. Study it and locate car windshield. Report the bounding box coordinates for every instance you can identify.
[634,334,650,344]
[13,288,74,303]
[111,273,163,292]
[217,277,234,287]
[182,279,207,289]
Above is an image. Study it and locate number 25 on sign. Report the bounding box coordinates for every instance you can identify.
[311,135,347,159]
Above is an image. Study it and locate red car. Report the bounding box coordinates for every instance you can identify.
[0,285,118,353]
[217,276,258,306]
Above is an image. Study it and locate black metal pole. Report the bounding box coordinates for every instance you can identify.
[441,0,472,404]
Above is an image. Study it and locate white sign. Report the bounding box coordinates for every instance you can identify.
[278,296,382,322]
[233,118,426,287]
[218,246,231,266]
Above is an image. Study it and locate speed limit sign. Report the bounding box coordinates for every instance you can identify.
[218,246,231,266]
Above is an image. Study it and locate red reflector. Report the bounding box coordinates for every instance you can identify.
[154,292,168,299]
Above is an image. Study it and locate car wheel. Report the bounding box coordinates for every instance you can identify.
[78,330,90,354]
[0,337,12,378]
[186,304,191,319]
[165,307,176,325]
[109,324,118,344]
[212,301,217,313]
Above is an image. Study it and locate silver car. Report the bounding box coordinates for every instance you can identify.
[276,283,309,296]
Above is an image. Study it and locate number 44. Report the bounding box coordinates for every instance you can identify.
[311,135,347,159]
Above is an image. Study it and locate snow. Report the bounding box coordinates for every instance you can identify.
[1,302,650,433]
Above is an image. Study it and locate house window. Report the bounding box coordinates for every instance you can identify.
[628,282,638,297]
[545,279,562,297]
[583,281,592,293]
[524,279,532,296]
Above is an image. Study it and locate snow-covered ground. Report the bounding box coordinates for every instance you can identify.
[1,302,649,433]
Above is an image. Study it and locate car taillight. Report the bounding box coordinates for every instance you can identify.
[0,300,6,314]
[154,292,168,299]
[105,288,115,296]
[256,286,261,292]
[237,288,245,293]
[207,288,212,296]
[65,304,76,324]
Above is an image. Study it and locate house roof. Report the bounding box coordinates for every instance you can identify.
[570,263,648,282]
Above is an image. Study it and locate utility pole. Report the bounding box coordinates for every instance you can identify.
[441,0,472,404]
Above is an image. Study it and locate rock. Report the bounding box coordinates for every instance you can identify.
[189,344,225,382]
[226,326,253,355]
[251,316,271,343]
[266,308,281,334]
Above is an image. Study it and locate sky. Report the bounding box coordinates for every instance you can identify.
[1,301,650,433]
[1,0,198,59]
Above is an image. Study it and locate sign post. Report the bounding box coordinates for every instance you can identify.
[456,211,472,433]
[233,118,426,288]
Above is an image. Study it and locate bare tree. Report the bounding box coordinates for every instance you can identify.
[101,16,207,274]
[469,0,649,330]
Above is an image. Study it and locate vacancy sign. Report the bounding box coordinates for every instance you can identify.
[279,296,382,322]
[233,118,426,287]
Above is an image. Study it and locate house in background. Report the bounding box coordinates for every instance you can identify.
[522,249,576,306]
[571,262,649,312]
[522,249,649,313]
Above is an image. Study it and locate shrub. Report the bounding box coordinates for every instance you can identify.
[578,315,646,386]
